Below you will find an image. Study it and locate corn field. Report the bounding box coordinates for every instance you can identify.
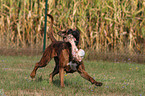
[0,0,145,62]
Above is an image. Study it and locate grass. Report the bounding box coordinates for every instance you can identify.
[0,55,145,96]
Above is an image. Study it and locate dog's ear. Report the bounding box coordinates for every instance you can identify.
[57,31,67,37]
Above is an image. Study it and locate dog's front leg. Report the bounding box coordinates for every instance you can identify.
[58,49,70,88]
[59,67,65,87]
[77,64,103,86]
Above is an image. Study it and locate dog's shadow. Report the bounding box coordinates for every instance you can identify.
[52,79,72,88]
[35,75,43,82]
[35,76,73,88]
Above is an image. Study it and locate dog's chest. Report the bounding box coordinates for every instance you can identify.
[65,61,78,73]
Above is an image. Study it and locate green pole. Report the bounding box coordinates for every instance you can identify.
[43,0,48,52]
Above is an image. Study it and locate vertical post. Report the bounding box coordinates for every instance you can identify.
[43,0,48,52]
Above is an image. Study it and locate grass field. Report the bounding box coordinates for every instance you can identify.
[0,55,145,96]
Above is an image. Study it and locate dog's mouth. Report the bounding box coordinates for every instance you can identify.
[68,34,76,41]
[64,34,76,43]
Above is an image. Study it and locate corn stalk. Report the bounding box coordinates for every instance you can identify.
[0,0,144,55]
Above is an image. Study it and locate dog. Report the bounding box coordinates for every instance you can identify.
[30,14,103,87]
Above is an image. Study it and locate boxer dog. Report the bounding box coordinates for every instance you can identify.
[30,14,103,87]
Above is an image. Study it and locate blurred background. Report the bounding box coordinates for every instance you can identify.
[0,0,145,63]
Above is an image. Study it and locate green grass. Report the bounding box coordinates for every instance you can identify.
[0,55,145,96]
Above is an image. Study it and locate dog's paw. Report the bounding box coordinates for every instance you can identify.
[95,82,103,86]
[49,77,53,83]
[30,73,35,79]
[61,85,65,88]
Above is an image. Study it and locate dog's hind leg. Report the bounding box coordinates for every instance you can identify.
[30,48,53,79]
[58,49,70,87]
[30,62,41,79]
[49,57,59,83]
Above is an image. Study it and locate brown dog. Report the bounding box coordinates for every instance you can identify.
[30,14,103,87]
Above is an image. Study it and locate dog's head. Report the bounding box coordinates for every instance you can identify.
[58,29,80,46]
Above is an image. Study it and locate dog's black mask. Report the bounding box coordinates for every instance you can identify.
[66,29,80,46]
[58,29,80,46]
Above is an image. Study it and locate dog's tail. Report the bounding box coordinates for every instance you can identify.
[47,14,56,42]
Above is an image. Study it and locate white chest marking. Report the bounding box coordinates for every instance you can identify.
[67,61,77,71]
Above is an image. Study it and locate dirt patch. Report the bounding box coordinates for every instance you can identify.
[2,68,30,72]
[0,48,42,56]
[5,90,51,96]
